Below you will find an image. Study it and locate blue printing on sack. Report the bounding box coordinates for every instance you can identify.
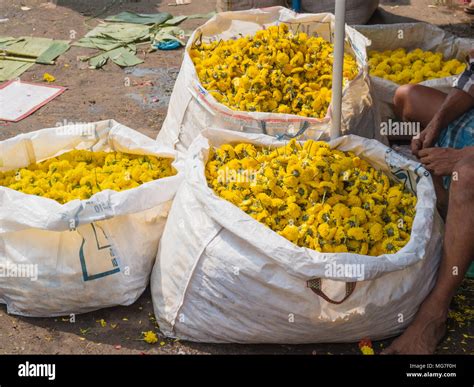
[275,121,310,141]
[79,223,120,281]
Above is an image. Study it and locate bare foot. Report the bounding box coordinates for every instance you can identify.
[465,2,474,14]
[382,298,447,354]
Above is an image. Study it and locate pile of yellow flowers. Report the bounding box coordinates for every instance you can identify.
[0,150,176,204]
[369,48,466,84]
[190,24,359,118]
[206,140,416,256]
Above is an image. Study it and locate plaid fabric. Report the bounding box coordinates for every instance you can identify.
[453,56,474,98]
[436,108,474,188]
[437,108,474,149]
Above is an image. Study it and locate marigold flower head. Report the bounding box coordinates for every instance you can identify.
[143,331,158,344]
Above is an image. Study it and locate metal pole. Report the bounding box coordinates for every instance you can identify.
[292,0,301,12]
[330,0,346,140]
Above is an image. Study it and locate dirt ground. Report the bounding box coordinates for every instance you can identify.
[0,0,472,355]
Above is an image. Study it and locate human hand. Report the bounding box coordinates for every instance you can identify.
[411,121,442,157]
[418,147,465,176]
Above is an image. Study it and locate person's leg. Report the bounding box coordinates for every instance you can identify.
[383,154,474,354]
[393,84,450,215]
[432,175,449,220]
[393,84,447,128]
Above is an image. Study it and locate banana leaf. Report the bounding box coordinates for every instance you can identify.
[105,11,172,25]
[0,36,70,81]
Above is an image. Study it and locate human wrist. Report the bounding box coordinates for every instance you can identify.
[429,116,444,132]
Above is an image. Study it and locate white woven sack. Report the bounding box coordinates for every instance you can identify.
[0,119,182,317]
[151,128,443,343]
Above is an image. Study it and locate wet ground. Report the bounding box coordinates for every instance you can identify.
[0,0,472,354]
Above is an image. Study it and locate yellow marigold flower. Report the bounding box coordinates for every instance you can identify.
[350,206,367,224]
[43,72,56,82]
[277,52,290,66]
[384,222,400,239]
[280,224,300,243]
[287,163,303,178]
[369,223,384,242]
[387,186,403,207]
[381,238,399,254]
[317,223,331,239]
[332,203,351,219]
[256,193,273,207]
[283,174,299,188]
[333,244,348,253]
[347,227,366,241]
[143,331,158,344]
[287,202,302,219]
[346,195,362,207]
[360,345,375,355]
